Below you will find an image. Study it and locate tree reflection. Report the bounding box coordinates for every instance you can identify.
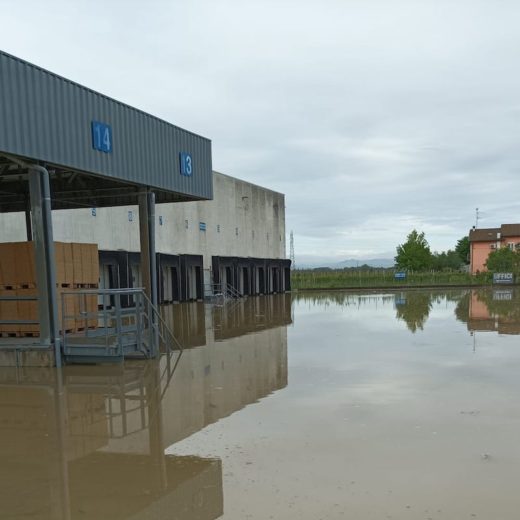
[454,292,470,323]
[395,291,433,333]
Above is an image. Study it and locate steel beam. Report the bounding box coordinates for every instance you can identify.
[28,166,61,367]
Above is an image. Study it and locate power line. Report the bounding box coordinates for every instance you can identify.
[290,230,295,269]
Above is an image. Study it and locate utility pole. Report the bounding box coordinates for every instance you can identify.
[290,230,295,270]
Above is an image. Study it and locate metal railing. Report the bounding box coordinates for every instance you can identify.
[0,292,44,347]
[204,283,224,297]
[0,293,39,326]
[225,283,243,299]
[204,282,244,300]
[61,288,183,360]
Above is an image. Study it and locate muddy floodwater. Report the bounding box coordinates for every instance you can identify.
[2,289,520,519]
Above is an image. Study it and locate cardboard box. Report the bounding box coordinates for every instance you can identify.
[17,288,77,334]
[73,289,98,330]
[16,288,38,334]
[81,244,91,285]
[58,288,76,332]
[0,243,18,287]
[0,289,19,334]
[0,241,95,287]
[55,243,66,285]
[90,244,100,286]
[54,242,74,286]
[15,243,36,287]
[72,243,84,285]
[63,243,74,285]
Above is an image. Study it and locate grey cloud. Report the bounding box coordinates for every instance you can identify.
[2,0,520,259]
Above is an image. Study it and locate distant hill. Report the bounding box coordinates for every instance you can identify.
[297,258,395,269]
[336,258,395,268]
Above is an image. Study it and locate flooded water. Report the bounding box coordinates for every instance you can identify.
[2,289,520,519]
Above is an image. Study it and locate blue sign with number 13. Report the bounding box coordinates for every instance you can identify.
[91,121,112,153]
[179,152,193,176]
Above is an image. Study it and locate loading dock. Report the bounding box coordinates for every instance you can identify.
[0,50,212,366]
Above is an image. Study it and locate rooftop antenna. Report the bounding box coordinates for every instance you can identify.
[289,230,295,269]
[475,207,480,229]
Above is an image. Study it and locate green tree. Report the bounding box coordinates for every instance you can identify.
[455,236,470,265]
[485,247,520,273]
[431,250,463,271]
[395,230,433,271]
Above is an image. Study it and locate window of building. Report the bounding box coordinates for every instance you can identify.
[199,222,206,231]
[235,227,239,236]
[185,219,189,229]
[128,210,133,222]
[508,242,515,250]
[217,224,220,233]
[91,208,96,217]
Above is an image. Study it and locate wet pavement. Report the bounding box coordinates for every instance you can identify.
[1,289,520,519]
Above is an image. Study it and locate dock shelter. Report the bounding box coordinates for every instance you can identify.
[0,51,213,366]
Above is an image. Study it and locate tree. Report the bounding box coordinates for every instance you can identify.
[431,250,463,271]
[485,246,520,273]
[455,236,470,265]
[395,230,433,271]
[395,291,433,333]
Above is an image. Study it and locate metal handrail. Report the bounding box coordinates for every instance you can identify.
[61,287,184,360]
[139,289,183,353]
[0,293,39,326]
[225,283,243,299]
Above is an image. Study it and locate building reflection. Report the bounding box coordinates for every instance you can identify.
[457,288,520,335]
[0,295,290,520]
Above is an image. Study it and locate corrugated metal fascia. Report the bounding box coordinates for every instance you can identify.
[0,50,211,141]
[0,50,213,200]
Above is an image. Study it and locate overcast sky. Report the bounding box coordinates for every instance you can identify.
[2,0,520,264]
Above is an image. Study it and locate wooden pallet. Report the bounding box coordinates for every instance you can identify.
[0,331,39,338]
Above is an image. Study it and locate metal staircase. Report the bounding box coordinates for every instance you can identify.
[204,282,245,304]
[61,288,182,364]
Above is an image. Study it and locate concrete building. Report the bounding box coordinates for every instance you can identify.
[0,169,290,300]
[469,224,520,274]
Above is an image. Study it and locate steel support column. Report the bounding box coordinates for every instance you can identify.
[25,199,32,241]
[139,190,159,357]
[139,190,157,307]
[28,166,61,367]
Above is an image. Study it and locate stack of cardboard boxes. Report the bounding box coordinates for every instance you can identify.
[0,242,99,336]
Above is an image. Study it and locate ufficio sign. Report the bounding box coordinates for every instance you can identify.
[493,272,514,284]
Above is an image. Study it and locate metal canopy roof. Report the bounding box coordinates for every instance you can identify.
[0,51,213,212]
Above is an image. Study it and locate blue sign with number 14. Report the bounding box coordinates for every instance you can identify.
[91,121,112,153]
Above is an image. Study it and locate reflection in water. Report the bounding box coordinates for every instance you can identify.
[0,295,290,520]
[394,291,433,333]
[292,291,396,308]
[293,290,468,334]
[457,288,520,335]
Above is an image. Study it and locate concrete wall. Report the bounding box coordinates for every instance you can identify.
[0,171,286,271]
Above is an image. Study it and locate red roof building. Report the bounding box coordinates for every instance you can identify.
[469,224,520,274]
